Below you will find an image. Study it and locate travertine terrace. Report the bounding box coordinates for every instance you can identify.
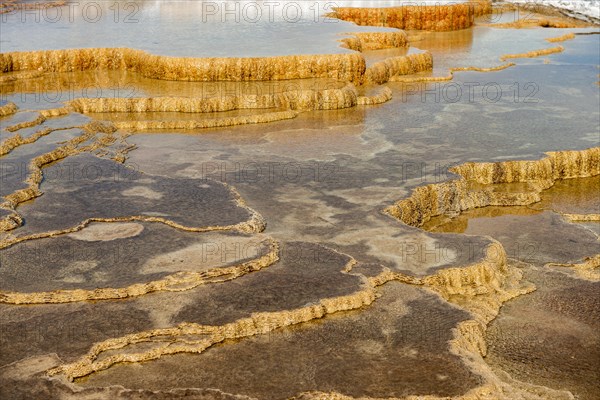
[330,0,493,31]
[386,148,600,227]
[0,1,599,399]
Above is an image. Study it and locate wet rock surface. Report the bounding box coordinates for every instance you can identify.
[0,224,273,293]
[486,267,600,399]
[11,154,260,237]
[80,283,482,399]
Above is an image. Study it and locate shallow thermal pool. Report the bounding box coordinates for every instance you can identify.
[0,1,599,399]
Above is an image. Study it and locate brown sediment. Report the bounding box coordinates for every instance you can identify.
[340,31,409,52]
[0,237,279,304]
[112,110,299,132]
[389,41,571,84]
[0,179,267,249]
[330,0,492,32]
[561,213,600,222]
[68,84,396,113]
[365,240,529,324]
[182,240,570,400]
[500,45,565,61]
[386,147,600,228]
[421,249,538,399]
[0,211,22,232]
[69,84,361,113]
[368,240,533,337]
[0,0,66,15]
[0,121,122,234]
[0,2,489,89]
[46,238,550,398]
[4,107,69,132]
[546,254,600,281]
[68,83,398,131]
[357,86,393,105]
[546,32,576,43]
[12,153,575,398]
[452,148,599,184]
[46,255,377,381]
[379,149,600,398]
[4,112,46,132]
[391,62,515,83]
[0,125,76,156]
[0,48,367,84]
[299,381,571,400]
[485,18,591,29]
[1,113,267,238]
[0,100,17,116]
[0,45,433,90]
[0,121,116,210]
[365,52,433,84]
[483,267,600,399]
[0,70,44,83]
[0,213,264,249]
[386,177,541,228]
[330,242,573,400]
[361,244,558,400]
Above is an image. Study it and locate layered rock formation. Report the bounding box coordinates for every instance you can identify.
[500,45,565,61]
[365,52,433,84]
[330,0,492,32]
[65,83,400,131]
[386,147,600,227]
[69,84,360,114]
[340,31,409,52]
[0,49,368,84]
[0,29,430,88]
[0,101,17,116]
